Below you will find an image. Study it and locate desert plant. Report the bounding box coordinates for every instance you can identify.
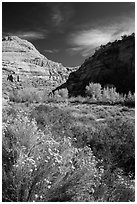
[124,91,135,107]
[88,117,135,178]
[86,82,102,100]
[58,88,68,98]
[2,110,102,202]
[85,82,135,106]
[9,88,42,103]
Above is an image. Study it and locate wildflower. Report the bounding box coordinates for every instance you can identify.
[44,159,48,163]
[35,194,38,198]
[71,165,75,170]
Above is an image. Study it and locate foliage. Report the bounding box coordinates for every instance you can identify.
[88,117,135,178]
[3,103,135,202]
[9,88,43,103]
[9,87,68,104]
[2,110,101,202]
[86,82,102,100]
[85,82,135,107]
[124,91,135,107]
[58,88,68,98]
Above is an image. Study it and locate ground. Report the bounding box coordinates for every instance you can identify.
[2,78,135,202]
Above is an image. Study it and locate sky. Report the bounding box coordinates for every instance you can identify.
[2,2,135,66]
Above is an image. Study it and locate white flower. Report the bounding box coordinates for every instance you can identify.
[35,194,38,198]
[44,159,48,163]
[71,165,75,170]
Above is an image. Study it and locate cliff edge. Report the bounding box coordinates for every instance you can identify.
[61,33,135,96]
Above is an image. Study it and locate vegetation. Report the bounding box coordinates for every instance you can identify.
[3,100,135,201]
[3,72,135,202]
[8,82,135,108]
[85,82,135,107]
[2,109,101,202]
[2,31,135,201]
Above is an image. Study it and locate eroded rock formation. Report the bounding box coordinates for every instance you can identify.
[55,34,135,96]
[2,36,78,86]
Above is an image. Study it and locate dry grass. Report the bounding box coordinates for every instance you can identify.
[3,86,135,201]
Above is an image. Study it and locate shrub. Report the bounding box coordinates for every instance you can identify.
[9,87,68,104]
[88,117,135,178]
[58,88,68,98]
[93,168,135,202]
[68,96,87,104]
[3,104,135,201]
[31,105,74,140]
[86,83,102,100]
[9,88,43,103]
[2,110,101,202]
[124,92,135,107]
[85,82,135,106]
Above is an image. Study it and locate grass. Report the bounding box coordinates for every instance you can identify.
[3,81,135,201]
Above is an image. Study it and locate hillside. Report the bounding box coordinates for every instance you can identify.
[2,36,78,99]
[54,34,135,97]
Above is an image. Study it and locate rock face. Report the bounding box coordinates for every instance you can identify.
[2,36,78,87]
[62,34,135,96]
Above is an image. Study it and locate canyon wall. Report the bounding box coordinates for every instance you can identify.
[65,34,135,96]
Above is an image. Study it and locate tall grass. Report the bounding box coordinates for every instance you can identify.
[3,100,135,201]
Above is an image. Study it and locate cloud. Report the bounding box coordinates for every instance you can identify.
[50,3,74,29]
[52,6,63,26]
[4,31,47,40]
[68,17,135,57]
[44,49,59,54]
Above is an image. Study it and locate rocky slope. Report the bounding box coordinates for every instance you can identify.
[2,36,78,87]
[57,34,135,97]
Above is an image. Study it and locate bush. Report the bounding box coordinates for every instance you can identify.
[86,83,102,100]
[9,87,68,104]
[88,117,135,178]
[124,92,135,107]
[31,105,73,140]
[68,96,87,104]
[3,104,135,201]
[93,168,135,202]
[85,82,135,106]
[2,110,101,202]
[9,88,43,103]
[58,88,68,98]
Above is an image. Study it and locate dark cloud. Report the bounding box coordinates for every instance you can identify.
[48,3,74,32]
[2,2,135,66]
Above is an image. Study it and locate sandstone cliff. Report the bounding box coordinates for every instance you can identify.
[2,36,78,87]
[60,34,135,96]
